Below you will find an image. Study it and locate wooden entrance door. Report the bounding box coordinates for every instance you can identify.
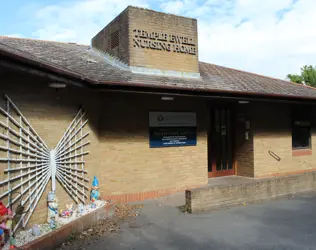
[208,107,234,177]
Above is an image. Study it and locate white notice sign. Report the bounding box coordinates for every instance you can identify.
[149,112,196,127]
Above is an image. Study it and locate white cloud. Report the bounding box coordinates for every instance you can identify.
[160,0,198,15]
[32,0,149,44]
[28,0,316,79]
[191,0,316,79]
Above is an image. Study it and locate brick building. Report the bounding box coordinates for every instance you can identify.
[1,6,316,226]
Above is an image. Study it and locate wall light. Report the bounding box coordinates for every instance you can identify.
[48,82,67,88]
[238,100,249,104]
[161,96,174,101]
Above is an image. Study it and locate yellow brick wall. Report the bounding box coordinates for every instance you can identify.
[92,6,199,74]
[6,69,316,227]
[128,7,199,73]
[252,102,316,177]
[1,70,208,226]
[234,104,254,177]
[0,71,100,226]
[91,7,129,63]
[98,92,208,195]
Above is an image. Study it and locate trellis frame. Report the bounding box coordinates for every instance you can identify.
[0,95,90,232]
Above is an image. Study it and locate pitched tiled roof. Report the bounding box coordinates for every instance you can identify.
[1,36,316,100]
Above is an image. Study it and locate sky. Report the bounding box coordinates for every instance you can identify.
[0,0,315,80]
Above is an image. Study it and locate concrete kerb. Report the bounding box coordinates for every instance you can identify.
[20,203,115,250]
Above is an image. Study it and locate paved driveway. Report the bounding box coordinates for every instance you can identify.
[72,192,316,250]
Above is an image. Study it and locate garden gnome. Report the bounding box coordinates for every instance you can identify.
[90,176,99,208]
[47,191,59,224]
[0,201,13,247]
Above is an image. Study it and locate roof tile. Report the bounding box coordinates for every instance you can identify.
[1,36,316,100]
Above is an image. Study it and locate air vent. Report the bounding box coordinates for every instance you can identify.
[111,30,119,49]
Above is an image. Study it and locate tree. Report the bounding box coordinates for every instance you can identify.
[287,65,316,87]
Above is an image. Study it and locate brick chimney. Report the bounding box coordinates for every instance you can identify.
[91,6,199,77]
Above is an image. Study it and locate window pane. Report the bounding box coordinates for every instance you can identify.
[292,126,310,148]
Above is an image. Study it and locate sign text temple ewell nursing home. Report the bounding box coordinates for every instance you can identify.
[133,29,197,55]
[149,112,197,148]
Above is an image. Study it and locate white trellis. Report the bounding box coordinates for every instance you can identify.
[0,95,90,232]
[54,108,90,204]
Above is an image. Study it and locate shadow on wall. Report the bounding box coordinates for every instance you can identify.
[1,67,209,211]
[1,69,100,147]
[98,91,208,136]
[0,68,101,226]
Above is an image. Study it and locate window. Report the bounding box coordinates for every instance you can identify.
[292,121,311,149]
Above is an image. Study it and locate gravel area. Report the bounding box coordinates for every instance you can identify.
[2,200,108,250]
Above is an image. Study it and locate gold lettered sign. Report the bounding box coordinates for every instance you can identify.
[133,29,197,55]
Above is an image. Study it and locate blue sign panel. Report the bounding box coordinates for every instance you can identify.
[149,126,197,148]
[149,112,197,148]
